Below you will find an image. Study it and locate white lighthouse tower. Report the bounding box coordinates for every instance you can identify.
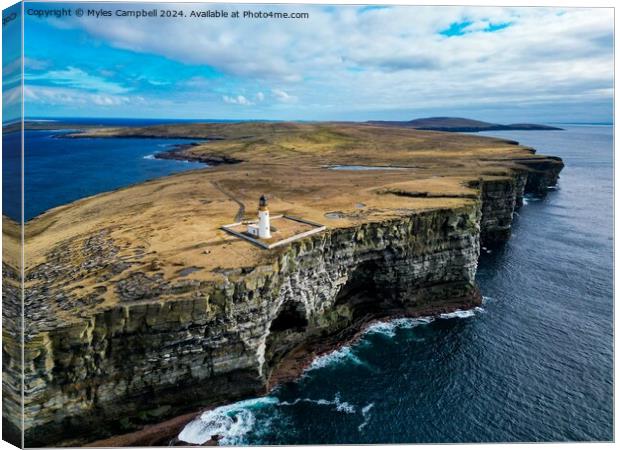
[257,195,271,239]
[247,195,271,239]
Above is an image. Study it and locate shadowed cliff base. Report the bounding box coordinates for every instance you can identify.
[3,121,563,446]
[85,294,481,447]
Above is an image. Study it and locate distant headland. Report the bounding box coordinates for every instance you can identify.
[367,117,564,132]
[4,117,564,135]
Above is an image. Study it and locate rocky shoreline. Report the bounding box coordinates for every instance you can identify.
[153,143,244,166]
[83,296,481,447]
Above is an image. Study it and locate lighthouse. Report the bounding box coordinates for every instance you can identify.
[247,195,271,239]
[257,195,271,239]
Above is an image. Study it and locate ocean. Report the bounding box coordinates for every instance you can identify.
[2,128,206,221]
[178,125,614,444]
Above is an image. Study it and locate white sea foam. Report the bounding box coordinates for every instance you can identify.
[364,321,398,338]
[364,316,435,338]
[334,393,357,414]
[143,154,155,160]
[178,396,278,445]
[523,195,542,204]
[279,393,357,414]
[306,345,364,371]
[358,403,375,431]
[304,307,481,377]
[439,308,483,319]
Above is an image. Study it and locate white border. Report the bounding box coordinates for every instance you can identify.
[0,1,616,450]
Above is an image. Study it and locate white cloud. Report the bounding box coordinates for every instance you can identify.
[24,58,49,71]
[24,85,139,107]
[26,66,129,94]
[3,85,21,106]
[3,58,21,77]
[272,89,297,103]
[223,94,253,106]
[40,5,613,119]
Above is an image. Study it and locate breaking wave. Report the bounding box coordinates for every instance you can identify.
[523,195,542,205]
[178,397,279,445]
[280,392,357,414]
[364,316,435,338]
[178,393,366,445]
[364,305,483,336]
[306,345,366,371]
[179,305,485,445]
[439,307,484,319]
[142,154,155,160]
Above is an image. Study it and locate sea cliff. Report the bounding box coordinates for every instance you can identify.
[1,122,563,446]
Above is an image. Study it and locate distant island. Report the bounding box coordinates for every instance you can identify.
[367,117,563,132]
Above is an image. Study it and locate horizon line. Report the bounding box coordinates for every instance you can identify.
[12,116,614,126]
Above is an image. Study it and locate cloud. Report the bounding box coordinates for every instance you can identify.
[24,57,50,71]
[3,86,21,107]
[24,85,139,107]
[3,58,21,77]
[223,94,253,106]
[30,5,613,120]
[26,66,129,94]
[272,89,297,103]
[3,58,22,91]
[222,91,268,105]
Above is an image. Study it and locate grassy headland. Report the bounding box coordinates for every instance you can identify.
[18,121,561,328]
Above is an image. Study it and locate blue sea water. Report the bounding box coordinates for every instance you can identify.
[178,125,613,444]
[2,129,206,221]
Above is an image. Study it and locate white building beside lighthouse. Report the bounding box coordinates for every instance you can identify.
[247,195,271,239]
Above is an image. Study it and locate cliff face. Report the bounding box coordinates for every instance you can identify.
[479,160,563,246]
[4,157,564,447]
[18,204,482,446]
[2,263,22,447]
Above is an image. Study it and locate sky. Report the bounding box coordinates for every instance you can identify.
[2,2,22,122]
[4,2,615,123]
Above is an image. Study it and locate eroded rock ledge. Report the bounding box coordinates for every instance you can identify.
[1,122,563,446]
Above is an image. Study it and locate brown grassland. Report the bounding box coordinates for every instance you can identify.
[9,122,559,328]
